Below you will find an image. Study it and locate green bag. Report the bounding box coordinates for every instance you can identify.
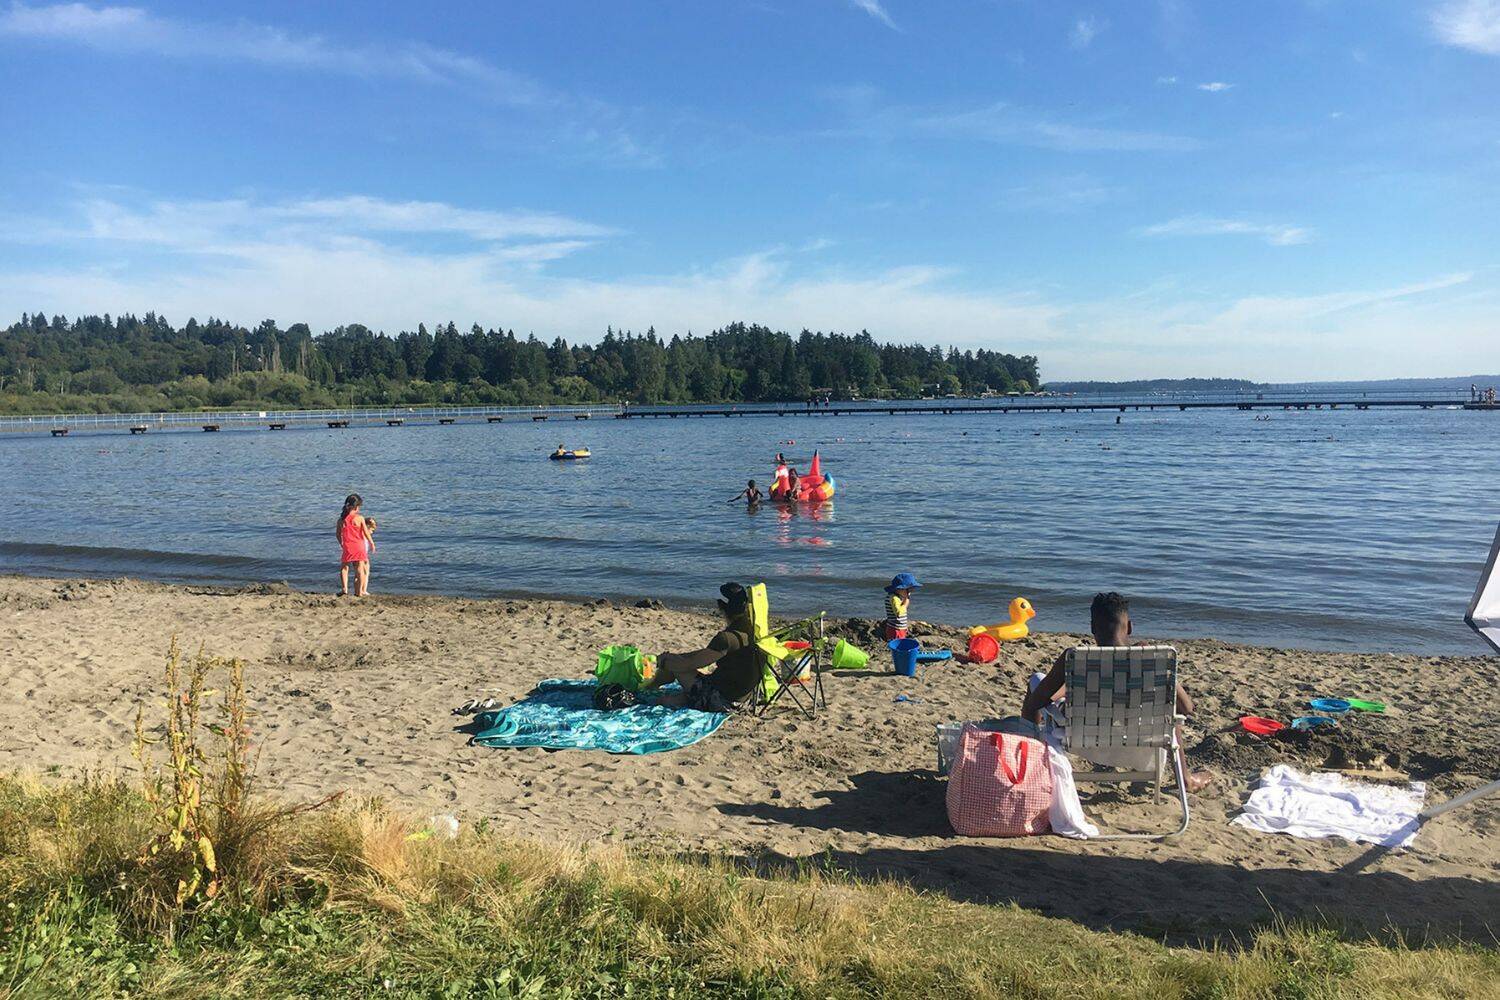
[594,645,655,691]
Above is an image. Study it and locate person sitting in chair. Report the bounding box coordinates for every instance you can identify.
[1022,591,1213,791]
[645,582,763,712]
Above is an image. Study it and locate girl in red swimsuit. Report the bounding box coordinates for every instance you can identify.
[336,493,375,597]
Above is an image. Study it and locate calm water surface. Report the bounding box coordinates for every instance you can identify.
[3,408,1497,654]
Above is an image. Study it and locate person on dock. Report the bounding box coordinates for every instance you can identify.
[883,573,920,641]
[728,480,763,507]
[645,582,763,711]
[336,493,375,598]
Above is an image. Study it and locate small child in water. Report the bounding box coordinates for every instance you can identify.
[783,467,802,501]
[728,480,762,506]
[883,572,920,641]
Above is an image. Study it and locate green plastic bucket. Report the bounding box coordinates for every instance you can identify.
[830,639,868,670]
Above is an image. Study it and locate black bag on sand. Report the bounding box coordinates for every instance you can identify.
[593,683,637,711]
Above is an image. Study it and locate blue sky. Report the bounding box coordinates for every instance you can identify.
[0,0,1496,381]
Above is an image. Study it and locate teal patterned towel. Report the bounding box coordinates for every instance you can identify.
[469,679,727,755]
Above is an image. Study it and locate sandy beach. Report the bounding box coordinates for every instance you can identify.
[1,574,1495,944]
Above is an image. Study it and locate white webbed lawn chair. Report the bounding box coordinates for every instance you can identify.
[1047,645,1190,840]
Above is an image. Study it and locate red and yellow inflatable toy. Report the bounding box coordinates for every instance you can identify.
[772,450,836,503]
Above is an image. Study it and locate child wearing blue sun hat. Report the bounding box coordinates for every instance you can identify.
[882,572,921,641]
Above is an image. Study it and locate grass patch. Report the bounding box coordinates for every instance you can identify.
[0,641,1493,997]
[3,778,1495,998]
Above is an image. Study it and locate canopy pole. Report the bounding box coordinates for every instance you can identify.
[1419,778,1500,820]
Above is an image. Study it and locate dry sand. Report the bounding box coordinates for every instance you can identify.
[1,575,1495,944]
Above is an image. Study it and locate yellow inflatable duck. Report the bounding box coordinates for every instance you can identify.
[969,597,1036,642]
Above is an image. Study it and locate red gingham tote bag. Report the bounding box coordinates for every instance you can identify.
[946,726,1052,837]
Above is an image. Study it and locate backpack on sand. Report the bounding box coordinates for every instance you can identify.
[592,683,638,712]
[946,725,1052,837]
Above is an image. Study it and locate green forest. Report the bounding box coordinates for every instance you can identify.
[0,313,1040,414]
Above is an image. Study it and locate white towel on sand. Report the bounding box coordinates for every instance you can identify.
[1233,764,1425,848]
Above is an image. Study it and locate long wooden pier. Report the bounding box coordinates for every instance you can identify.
[0,394,1483,437]
[615,397,1473,418]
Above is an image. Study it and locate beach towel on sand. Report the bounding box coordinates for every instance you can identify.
[1233,764,1425,848]
[469,679,726,755]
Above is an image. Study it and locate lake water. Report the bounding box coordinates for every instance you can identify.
[3,406,1497,654]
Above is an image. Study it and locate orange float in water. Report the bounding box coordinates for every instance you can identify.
[771,450,836,502]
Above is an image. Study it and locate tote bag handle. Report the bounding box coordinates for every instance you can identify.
[990,732,1029,784]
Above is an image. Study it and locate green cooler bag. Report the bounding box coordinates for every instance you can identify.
[594,645,656,691]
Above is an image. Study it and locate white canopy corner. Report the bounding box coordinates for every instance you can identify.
[1466,523,1500,655]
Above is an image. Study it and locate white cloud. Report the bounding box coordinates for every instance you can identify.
[3,187,1493,382]
[1140,216,1313,246]
[271,197,616,242]
[1196,81,1234,92]
[1070,15,1105,49]
[1431,0,1500,55]
[846,0,897,30]
[1156,75,1179,84]
[0,190,1068,357]
[55,192,615,263]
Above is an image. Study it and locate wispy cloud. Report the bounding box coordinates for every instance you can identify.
[1070,15,1105,49]
[1000,174,1117,213]
[1054,271,1488,379]
[916,102,1199,152]
[1156,75,1179,84]
[0,3,544,103]
[1139,215,1313,246]
[846,0,897,30]
[1196,81,1234,92]
[0,3,661,164]
[1154,0,1192,47]
[55,191,616,262]
[1431,0,1500,55]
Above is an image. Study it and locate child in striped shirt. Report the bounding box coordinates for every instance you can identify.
[883,572,920,641]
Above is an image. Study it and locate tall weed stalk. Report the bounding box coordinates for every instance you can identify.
[129,638,333,937]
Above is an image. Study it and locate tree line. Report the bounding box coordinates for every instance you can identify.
[0,312,1040,414]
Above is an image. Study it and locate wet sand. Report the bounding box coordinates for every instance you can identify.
[1,575,1495,944]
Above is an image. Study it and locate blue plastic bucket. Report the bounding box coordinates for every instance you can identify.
[889,638,920,676]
